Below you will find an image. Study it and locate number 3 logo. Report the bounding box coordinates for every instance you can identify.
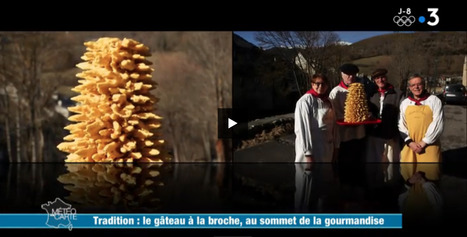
[427,8,439,26]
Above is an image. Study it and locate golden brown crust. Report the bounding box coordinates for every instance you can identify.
[344,83,370,123]
[57,37,169,163]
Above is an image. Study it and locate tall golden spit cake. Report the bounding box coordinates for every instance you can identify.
[344,83,370,123]
[57,37,167,163]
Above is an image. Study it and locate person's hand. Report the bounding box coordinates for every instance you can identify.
[417,141,427,149]
[408,142,423,154]
[305,155,313,163]
[416,141,427,154]
[305,155,313,171]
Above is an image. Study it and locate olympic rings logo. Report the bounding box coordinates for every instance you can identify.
[393,15,416,26]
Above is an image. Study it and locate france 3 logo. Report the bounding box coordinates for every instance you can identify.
[393,8,439,27]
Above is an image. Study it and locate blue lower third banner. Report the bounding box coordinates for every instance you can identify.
[0,213,401,229]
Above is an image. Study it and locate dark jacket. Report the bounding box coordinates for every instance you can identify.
[368,85,404,139]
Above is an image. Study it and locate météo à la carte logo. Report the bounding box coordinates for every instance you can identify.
[41,197,77,230]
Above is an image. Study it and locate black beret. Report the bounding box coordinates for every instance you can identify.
[339,63,359,75]
[371,68,388,79]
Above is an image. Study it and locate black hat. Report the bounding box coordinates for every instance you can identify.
[339,63,359,75]
[371,68,388,79]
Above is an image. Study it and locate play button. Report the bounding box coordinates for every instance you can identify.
[218,108,248,139]
[228,118,237,129]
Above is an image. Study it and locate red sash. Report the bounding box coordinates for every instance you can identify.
[408,93,429,105]
[306,88,329,103]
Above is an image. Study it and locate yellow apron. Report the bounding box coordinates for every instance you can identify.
[400,105,441,163]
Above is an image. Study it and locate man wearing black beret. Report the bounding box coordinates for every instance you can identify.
[329,63,371,184]
[329,63,372,163]
[329,63,367,159]
[339,63,359,75]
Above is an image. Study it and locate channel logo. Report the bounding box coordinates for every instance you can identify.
[393,8,439,27]
[393,15,416,27]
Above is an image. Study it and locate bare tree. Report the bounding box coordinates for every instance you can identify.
[184,32,232,162]
[113,32,234,163]
[155,51,210,162]
[0,35,12,162]
[0,33,25,162]
[389,34,429,94]
[0,32,66,162]
[254,31,340,94]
